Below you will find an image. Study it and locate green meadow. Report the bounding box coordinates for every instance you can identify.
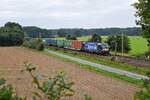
[128,36,148,56]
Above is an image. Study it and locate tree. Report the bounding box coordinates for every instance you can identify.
[0,22,24,46]
[107,35,131,53]
[57,29,67,37]
[74,30,82,37]
[89,33,102,42]
[66,35,77,40]
[133,0,150,50]
[4,22,23,31]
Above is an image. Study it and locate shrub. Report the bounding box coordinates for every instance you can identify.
[145,49,150,59]
[0,78,25,100]
[134,72,150,100]
[23,38,44,51]
[84,94,92,100]
[36,43,44,51]
[22,62,75,100]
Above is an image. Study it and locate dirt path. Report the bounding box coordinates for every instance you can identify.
[0,47,139,100]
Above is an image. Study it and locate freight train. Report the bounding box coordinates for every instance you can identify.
[43,39,110,55]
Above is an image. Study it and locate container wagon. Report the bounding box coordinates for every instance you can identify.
[72,40,83,50]
[43,39,57,46]
[57,40,64,48]
[63,40,72,48]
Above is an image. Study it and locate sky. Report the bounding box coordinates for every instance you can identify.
[0,0,138,29]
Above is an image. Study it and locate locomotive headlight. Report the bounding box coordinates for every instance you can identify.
[102,49,109,51]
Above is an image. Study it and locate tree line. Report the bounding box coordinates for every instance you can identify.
[23,26,142,38]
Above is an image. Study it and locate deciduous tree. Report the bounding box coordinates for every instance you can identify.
[133,0,150,51]
[107,35,131,53]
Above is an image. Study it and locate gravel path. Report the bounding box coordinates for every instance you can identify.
[46,49,148,80]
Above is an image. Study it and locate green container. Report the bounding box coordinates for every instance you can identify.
[57,40,64,47]
[63,40,72,48]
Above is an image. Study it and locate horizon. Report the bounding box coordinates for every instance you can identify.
[23,25,140,30]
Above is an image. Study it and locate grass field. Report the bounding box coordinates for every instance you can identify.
[128,36,149,56]
[56,36,149,56]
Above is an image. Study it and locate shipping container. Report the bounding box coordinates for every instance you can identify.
[57,40,64,47]
[44,39,57,46]
[63,40,72,48]
[50,39,57,46]
[43,39,50,45]
[43,39,51,45]
[72,40,83,50]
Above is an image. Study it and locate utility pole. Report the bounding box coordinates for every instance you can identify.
[121,32,124,57]
[39,32,42,38]
[111,40,117,56]
[115,41,117,56]
[90,32,93,39]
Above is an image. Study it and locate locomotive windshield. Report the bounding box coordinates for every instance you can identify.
[101,43,109,49]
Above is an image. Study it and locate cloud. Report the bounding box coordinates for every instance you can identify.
[0,0,138,28]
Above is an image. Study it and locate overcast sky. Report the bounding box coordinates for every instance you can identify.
[0,0,138,29]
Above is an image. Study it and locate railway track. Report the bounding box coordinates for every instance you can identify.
[48,46,150,68]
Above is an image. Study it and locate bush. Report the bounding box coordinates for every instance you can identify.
[0,78,25,100]
[23,38,44,51]
[22,62,75,100]
[134,72,150,100]
[145,49,150,59]
[36,43,44,51]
